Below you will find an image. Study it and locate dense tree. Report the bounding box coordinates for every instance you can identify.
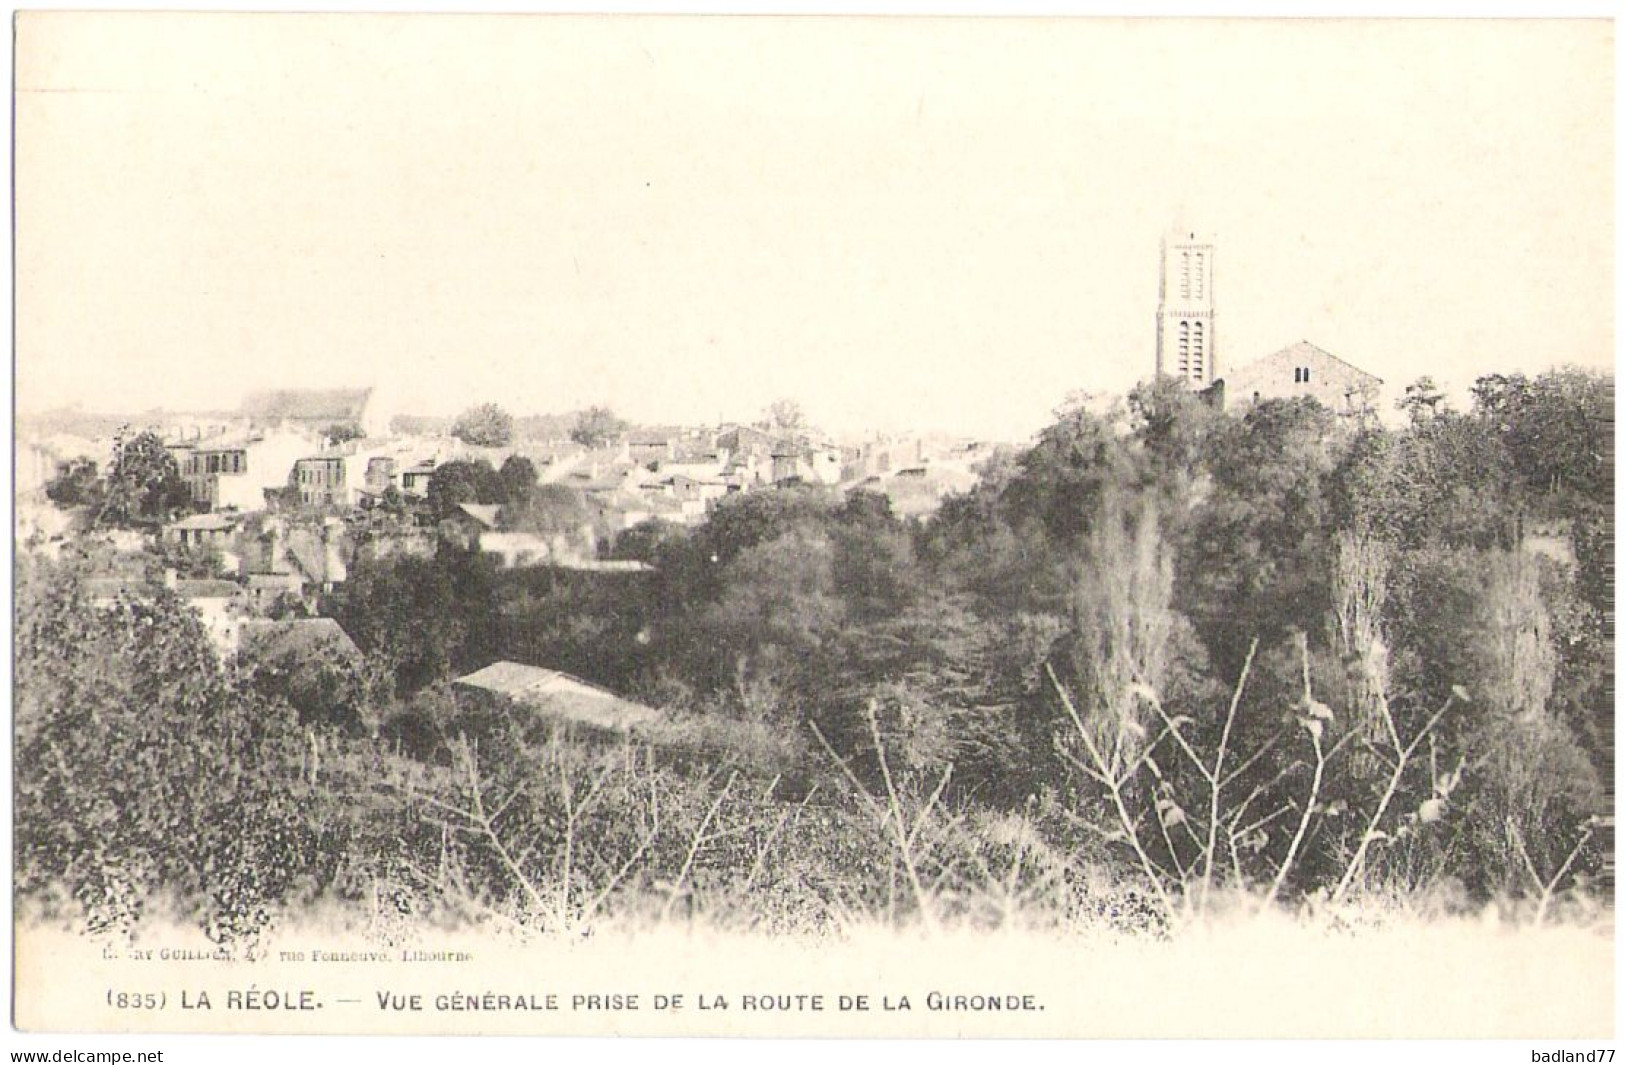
[15,556,318,937]
[142,537,229,581]
[484,566,654,692]
[323,422,364,445]
[1126,374,1220,502]
[830,509,919,622]
[765,398,807,436]
[514,412,579,442]
[424,459,507,519]
[497,484,601,546]
[1387,546,1604,891]
[694,527,845,692]
[498,454,539,508]
[44,458,101,509]
[236,629,379,735]
[451,403,515,447]
[700,484,839,566]
[916,447,1063,612]
[1180,398,1339,674]
[1471,367,1612,509]
[998,405,1130,549]
[609,517,691,565]
[1397,375,1449,426]
[1328,414,1517,550]
[325,554,470,694]
[101,429,189,526]
[569,405,629,449]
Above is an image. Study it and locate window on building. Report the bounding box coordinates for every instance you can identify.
[1179,251,1191,300]
[1192,252,1205,300]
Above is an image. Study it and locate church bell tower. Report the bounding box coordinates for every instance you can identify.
[1155,231,1216,387]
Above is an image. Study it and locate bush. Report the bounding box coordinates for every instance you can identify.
[14,557,327,940]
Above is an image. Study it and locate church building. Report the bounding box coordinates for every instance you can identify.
[1153,231,1381,425]
[1219,339,1382,424]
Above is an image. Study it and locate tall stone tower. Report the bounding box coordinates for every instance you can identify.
[1155,231,1216,387]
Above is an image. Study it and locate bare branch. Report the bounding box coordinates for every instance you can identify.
[1331,695,1455,903]
[1047,663,1178,921]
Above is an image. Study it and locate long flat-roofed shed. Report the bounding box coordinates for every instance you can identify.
[451,660,662,738]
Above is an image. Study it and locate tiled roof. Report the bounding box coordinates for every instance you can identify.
[247,572,302,589]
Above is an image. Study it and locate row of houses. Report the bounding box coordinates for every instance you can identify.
[25,387,1003,572]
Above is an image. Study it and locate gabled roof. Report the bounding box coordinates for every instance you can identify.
[85,575,240,601]
[243,388,372,423]
[455,503,502,529]
[247,572,303,589]
[285,535,340,585]
[453,660,662,734]
[1243,340,1384,386]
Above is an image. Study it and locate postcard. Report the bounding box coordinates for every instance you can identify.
[12,11,1614,1039]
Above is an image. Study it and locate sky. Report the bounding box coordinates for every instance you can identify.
[14,15,1614,440]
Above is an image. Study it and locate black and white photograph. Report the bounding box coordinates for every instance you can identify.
[9,9,1616,1048]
